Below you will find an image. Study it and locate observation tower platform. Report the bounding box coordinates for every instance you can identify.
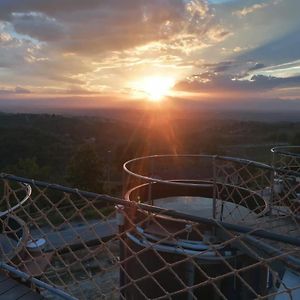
[0,147,298,299]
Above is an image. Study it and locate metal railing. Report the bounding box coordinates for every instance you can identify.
[0,152,299,299]
[272,146,300,172]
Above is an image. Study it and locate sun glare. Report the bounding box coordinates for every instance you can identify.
[136,76,175,102]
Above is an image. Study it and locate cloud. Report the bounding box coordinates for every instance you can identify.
[0,39,32,68]
[233,1,282,18]
[233,3,269,17]
[0,0,102,20]
[0,32,12,43]
[233,46,248,53]
[12,12,65,42]
[237,29,300,66]
[0,0,234,95]
[248,63,265,71]
[1,0,296,106]
[202,61,234,72]
[59,0,219,55]
[206,26,232,42]
[15,86,31,94]
[175,72,300,94]
[249,60,300,78]
[0,0,227,56]
[0,86,31,94]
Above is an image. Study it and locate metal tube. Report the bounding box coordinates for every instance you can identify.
[271,146,300,158]
[1,173,300,247]
[212,156,217,219]
[186,261,195,300]
[137,202,300,247]
[0,262,77,300]
[243,236,300,269]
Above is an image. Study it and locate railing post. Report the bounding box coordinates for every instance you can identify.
[148,157,154,206]
[212,156,217,219]
[269,168,275,216]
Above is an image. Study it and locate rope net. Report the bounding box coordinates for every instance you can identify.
[272,146,300,173]
[0,153,299,299]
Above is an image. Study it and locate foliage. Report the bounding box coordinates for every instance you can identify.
[290,132,300,145]
[66,143,104,193]
[7,157,51,180]
[0,112,299,196]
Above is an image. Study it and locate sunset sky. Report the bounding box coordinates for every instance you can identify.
[0,0,299,111]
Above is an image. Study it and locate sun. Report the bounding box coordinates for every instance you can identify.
[135,76,175,102]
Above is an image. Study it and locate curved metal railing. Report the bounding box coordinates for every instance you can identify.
[122,154,300,299]
[0,183,31,217]
[271,146,300,217]
[123,155,272,217]
[0,182,32,262]
[123,154,273,184]
[0,150,298,299]
[272,146,300,173]
[271,146,300,158]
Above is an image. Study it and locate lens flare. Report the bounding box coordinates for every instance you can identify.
[135,76,175,101]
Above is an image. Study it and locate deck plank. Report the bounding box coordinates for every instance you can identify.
[0,273,8,283]
[18,291,44,300]
[0,279,18,295]
[0,272,44,300]
[33,219,118,251]
[0,284,32,300]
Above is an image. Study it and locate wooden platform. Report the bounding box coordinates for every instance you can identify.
[33,219,118,252]
[0,272,44,300]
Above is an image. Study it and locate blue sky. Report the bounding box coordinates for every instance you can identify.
[0,0,299,110]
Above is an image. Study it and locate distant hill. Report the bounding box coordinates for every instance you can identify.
[0,111,298,193]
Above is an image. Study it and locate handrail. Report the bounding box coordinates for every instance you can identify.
[0,262,77,300]
[0,183,32,261]
[0,214,29,262]
[271,146,300,158]
[123,154,300,187]
[124,180,269,217]
[123,154,272,187]
[0,183,32,218]
[0,173,299,247]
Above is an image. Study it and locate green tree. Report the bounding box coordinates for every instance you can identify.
[67,143,104,193]
[290,132,300,145]
[7,157,51,180]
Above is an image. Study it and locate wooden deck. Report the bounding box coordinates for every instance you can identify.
[32,219,118,252]
[0,272,44,300]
